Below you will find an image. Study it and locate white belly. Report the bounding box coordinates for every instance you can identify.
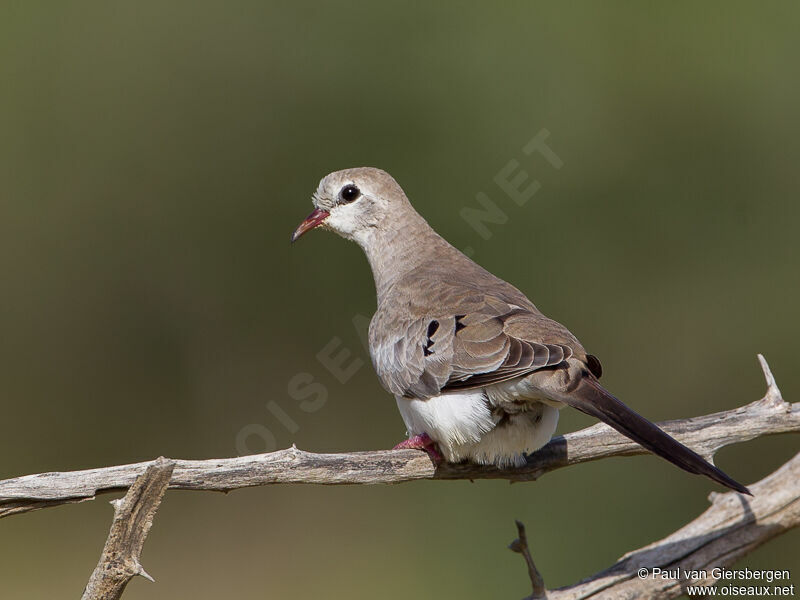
[395,387,560,468]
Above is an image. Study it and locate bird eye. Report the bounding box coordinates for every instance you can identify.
[339,184,361,203]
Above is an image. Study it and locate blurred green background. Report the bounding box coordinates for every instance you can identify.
[1,2,798,598]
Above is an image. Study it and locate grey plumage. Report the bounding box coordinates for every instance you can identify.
[292,167,750,495]
[368,272,576,399]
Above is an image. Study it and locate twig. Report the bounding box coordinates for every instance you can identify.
[81,457,175,600]
[1,356,795,519]
[509,520,547,599]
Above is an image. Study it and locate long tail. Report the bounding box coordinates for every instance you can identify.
[563,376,750,495]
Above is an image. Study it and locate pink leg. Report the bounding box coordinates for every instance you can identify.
[393,433,444,464]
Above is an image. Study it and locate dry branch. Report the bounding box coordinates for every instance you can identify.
[504,355,799,599]
[0,355,797,600]
[81,457,174,600]
[0,356,797,520]
[533,450,800,599]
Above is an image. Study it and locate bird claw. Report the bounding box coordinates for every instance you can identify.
[393,433,444,465]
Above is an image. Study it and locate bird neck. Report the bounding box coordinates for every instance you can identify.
[357,212,452,303]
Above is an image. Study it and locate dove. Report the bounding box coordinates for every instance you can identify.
[291,167,749,494]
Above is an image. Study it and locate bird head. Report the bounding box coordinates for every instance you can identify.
[291,167,407,244]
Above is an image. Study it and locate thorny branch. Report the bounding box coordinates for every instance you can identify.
[1,356,795,519]
[0,355,795,599]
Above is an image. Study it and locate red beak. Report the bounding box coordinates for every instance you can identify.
[291,208,330,242]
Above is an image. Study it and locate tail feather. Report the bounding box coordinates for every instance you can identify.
[565,376,750,495]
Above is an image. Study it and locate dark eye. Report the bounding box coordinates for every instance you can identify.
[339,184,360,203]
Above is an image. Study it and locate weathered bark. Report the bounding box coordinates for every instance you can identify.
[1,357,795,520]
[81,457,174,600]
[0,355,793,599]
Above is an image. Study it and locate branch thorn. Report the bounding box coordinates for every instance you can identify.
[757,354,786,408]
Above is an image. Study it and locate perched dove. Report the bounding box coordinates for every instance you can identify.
[291,167,749,494]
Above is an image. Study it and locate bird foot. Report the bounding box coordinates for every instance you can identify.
[393,433,443,464]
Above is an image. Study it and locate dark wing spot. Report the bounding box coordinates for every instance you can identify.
[586,354,603,379]
[423,320,439,357]
[454,315,466,333]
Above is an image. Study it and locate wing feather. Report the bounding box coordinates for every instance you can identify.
[368,277,587,399]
